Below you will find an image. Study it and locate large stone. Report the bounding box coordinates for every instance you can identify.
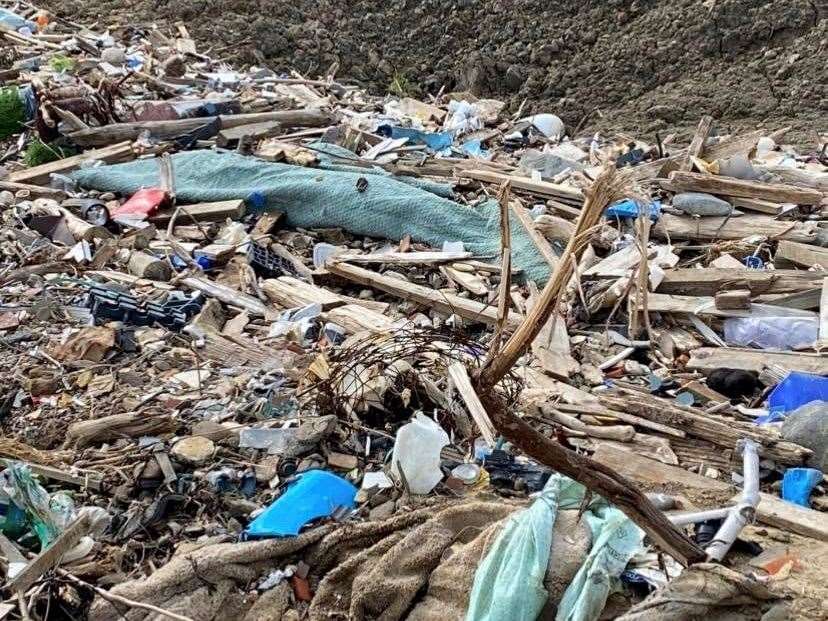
[781,402,828,472]
[171,436,215,466]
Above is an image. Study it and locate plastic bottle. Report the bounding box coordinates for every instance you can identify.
[391,412,449,494]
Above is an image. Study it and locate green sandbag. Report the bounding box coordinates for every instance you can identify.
[70,150,552,283]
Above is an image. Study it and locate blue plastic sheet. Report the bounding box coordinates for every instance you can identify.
[377,124,453,151]
[768,372,828,414]
[243,470,356,538]
[781,468,822,507]
[605,198,661,221]
[0,8,36,32]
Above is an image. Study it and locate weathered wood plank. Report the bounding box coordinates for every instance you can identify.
[687,347,828,375]
[666,171,823,204]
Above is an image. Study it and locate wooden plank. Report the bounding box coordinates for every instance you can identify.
[448,362,497,445]
[729,196,782,215]
[216,120,282,146]
[150,200,246,225]
[509,200,559,271]
[687,347,828,375]
[8,142,134,185]
[461,169,585,205]
[657,268,824,296]
[327,261,523,329]
[714,289,751,310]
[594,444,828,541]
[622,130,764,182]
[555,402,686,438]
[654,213,819,244]
[680,115,713,171]
[261,276,389,314]
[819,278,828,345]
[68,109,335,147]
[27,464,104,492]
[335,251,472,265]
[7,514,92,593]
[666,171,823,204]
[756,288,822,310]
[775,240,828,270]
[644,293,817,318]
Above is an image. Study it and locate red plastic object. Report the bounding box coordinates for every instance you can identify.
[113,188,169,219]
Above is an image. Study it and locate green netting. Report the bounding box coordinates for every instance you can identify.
[71,150,552,283]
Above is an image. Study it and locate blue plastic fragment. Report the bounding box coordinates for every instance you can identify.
[743,255,764,269]
[767,372,828,414]
[376,125,453,151]
[605,198,661,221]
[781,468,822,507]
[243,470,357,538]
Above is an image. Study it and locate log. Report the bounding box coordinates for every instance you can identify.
[59,207,111,241]
[68,109,335,147]
[665,171,823,204]
[0,181,67,201]
[326,261,523,329]
[657,268,824,296]
[775,240,828,270]
[653,213,819,244]
[128,251,172,281]
[687,347,828,375]
[9,142,135,185]
[67,413,176,448]
[539,404,636,441]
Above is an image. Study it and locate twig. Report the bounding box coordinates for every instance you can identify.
[58,570,194,621]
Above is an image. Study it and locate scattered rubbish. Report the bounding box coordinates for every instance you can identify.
[0,4,826,619]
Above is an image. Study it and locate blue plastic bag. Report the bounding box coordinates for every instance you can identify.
[243,470,356,539]
[767,372,828,414]
[605,198,661,221]
[781,468,822,507]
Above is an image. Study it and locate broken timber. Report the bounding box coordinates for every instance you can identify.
[8,142,134,185]
[326,261,524,330]
[664,171,823,204]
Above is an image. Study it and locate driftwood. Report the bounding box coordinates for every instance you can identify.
[665,170,824,204]
[67,412,176,448]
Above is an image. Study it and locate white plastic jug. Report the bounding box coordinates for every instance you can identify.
[391,412,449,495]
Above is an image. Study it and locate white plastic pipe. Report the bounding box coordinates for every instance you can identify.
[705,439,760,561]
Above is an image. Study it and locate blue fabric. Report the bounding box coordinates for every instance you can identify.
[71,150,553,283]
[243,470,356,538]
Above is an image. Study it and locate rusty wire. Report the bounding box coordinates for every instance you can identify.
[313,324,523,422]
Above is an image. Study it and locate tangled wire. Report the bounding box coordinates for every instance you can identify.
[313,324,523,428]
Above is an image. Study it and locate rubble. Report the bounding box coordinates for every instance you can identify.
[0,1,827,620]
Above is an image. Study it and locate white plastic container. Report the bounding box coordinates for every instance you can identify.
[390,412,449,495]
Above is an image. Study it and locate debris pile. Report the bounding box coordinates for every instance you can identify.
[0,2,826,620]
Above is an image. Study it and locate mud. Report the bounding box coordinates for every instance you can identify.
[44,0,827,143]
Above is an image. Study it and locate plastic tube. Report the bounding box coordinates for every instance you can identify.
[705,439,760,561]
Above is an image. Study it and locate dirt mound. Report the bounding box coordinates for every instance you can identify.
[44,0,826,142]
